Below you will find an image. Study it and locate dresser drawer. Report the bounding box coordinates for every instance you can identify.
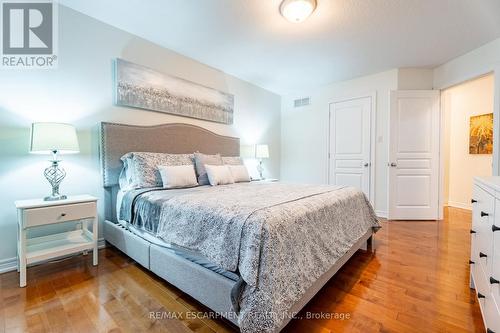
[471,255,500,332]
[473,185,495,224]
[475,183,496,206]
[22,202,97,228]
[491,282,500,314]
[478,224,493,278]
[471,232,479,262]
[473,259,490,297]
[473,184,495,221]
[479,255,494,287]
[491,200,500,284]
[471,261,497,331]
[493,236,500,288]
[485,293,500,333]
[472,179,500,332]
[472,185,495,277]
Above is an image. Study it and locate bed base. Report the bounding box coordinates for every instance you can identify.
[103,219,373,331]
[103,220,239,325]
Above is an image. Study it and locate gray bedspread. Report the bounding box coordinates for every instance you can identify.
[120,182,379,332]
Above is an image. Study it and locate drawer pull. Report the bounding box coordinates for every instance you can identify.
[481,211,489,217]
[469,259,475,264]
[61,213,67,217]
[487,329,495,333]
[479,252,488,258]
[493,225,500,232]
[470,229,476,234]
[490,277,500,284]
[471,199,477,203]
[478,292,486,299]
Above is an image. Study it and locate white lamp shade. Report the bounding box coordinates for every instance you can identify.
[240,144,256,158]
[30,122,80,154]
[255,144,269,159]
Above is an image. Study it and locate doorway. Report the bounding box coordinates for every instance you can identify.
[388,90,440,220]
[328,95,375,203]
[441,74,494,212]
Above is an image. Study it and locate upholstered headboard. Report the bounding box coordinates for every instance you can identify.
[99,122,240,222]
[100,122,240,188]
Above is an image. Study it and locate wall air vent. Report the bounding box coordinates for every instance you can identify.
[293,97,311,108]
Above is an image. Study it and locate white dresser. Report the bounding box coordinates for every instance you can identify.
[471,177,500,333]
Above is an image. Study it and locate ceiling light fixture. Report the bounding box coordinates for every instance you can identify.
[280,0,317,23]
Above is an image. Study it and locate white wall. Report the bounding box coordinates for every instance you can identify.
[280,67,438,217]
[434,38,500,89]
[397,68,434,90]
[442,75,494,210]
[281,69,399,216]
[434,37,500,176]
[0,6,281,269]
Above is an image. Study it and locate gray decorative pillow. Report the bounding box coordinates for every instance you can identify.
[194,152,223,185]
[118,163,131,190]
[121,152,194,188]
[222,156,243,165]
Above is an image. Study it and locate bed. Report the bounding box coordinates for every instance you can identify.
[100,122,379,333]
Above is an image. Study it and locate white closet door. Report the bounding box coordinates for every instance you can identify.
[329,96,372,199]
[388,90,440,220]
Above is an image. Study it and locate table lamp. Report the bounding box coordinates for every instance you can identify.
[255,144,269,180]
[30,122,80,201]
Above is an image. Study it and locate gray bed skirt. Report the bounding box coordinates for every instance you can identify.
[103,219,373,331]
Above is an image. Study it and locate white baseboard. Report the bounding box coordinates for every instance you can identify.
[0,238,107,274]
[375,210,388,218]
[446,201,472,211]
[0,257,17,274]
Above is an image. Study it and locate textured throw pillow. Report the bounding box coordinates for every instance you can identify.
[121,152,194,188]
[228,164,251,183]
[222,156,244,165]
[194,152,223,185]
[118,154,135,190]
[205,164,235,186]
[158,165,198,189]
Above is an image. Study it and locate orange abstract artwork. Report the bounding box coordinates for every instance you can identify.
[469,113,493,154]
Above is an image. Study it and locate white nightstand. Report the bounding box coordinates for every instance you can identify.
[15,195,98,287]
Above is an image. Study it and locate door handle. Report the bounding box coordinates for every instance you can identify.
[493,225,500,232]
[364,162,369,167]
[480,252,488,258]
[389,162,397,167]
[481,211,489,217]
[490,276,500,284]
[471,199,477,204]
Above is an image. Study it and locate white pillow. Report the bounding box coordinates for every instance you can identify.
[228,164,251,183]
[158,165,198,189]
[205,164,235,186]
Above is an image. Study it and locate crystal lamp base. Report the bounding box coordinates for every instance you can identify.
[43,150,67,201]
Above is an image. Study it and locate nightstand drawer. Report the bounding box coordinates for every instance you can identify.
[23,202,97,228]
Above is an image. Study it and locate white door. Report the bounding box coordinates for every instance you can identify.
[329,96,372,199]
[388,90,440,220]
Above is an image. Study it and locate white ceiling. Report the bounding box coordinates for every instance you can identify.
[60,0,500,95]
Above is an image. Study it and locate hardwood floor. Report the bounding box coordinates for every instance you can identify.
[0,207,484,332]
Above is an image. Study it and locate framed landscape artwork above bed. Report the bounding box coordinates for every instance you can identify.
[114,58,234,124]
